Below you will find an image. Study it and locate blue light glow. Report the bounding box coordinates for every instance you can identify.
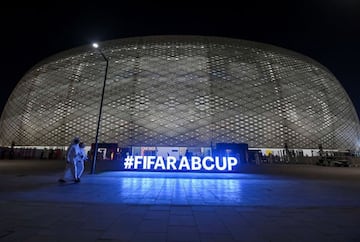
[122,155,240,172]
[116,172,245,204]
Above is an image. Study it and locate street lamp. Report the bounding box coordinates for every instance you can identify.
[91,42,109,174]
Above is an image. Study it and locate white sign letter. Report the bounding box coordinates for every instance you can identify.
[154,156,166,170]
[191,156,202,170]
[179,156,191,170]
[215,157,227,171]
[167,156,177,170]
[227,157,238,171]
[202,156,214,170]
[134,156,142,169]
[147,156,156,169]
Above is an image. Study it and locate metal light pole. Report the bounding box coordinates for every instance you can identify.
[91,43,109,174]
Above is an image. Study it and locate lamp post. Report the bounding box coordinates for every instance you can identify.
[91,43,109,174]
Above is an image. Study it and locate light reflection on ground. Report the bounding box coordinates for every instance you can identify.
[98,172,248,205]
[118,175,243,205]
[3,169,360,207]
[90,171,360,206]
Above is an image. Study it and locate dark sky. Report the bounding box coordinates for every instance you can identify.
[1,3,360,117]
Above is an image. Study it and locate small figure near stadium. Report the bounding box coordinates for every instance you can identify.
[58,137,81,183]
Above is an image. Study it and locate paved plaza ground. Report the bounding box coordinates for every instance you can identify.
[1,159,360,241]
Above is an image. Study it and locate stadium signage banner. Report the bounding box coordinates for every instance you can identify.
[123,155,240,172]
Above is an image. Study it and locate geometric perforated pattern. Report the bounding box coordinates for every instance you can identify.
[0,36,359,149]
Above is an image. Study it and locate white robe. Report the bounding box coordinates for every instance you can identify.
[62,143,81,180]
[75,147,87,178]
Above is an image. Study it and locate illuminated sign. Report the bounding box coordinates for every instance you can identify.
[123,155,239,172]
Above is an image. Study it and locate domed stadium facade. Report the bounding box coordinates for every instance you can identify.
[0,35,359,152]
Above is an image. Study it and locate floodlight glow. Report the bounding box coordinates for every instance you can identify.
[92,43,99,48]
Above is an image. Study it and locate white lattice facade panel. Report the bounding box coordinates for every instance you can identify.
[0,36,359,149]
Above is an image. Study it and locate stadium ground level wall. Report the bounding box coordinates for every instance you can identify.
[3,144,360,167]
[3,145,347,159]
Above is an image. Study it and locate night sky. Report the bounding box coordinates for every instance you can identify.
[1,3,359,117]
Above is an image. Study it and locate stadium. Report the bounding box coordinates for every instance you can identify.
[0,35,359,159]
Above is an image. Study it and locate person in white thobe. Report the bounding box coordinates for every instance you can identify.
[75,142,87,181]
[58,137,81,183]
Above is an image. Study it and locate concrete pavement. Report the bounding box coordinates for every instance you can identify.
[1,160,360,241]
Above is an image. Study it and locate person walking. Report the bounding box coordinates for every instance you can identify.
[58,137,81,183]
[75,142,87,182]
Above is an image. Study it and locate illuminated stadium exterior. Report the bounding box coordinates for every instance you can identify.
[0,35,359,154]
